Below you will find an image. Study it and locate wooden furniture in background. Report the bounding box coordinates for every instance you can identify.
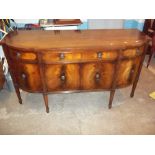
[143,19,155,67]
[53,19,82,25]
[39,19,82,29]
[0,58,5,90]
[24,24,41,30]
[152,33,155,58]
[1,29,148,112]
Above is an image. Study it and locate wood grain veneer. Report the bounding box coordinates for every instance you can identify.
[1,29,148,113]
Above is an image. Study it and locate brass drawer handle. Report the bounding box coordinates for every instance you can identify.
[59,53,65,60]
[60,73,66,81]
[17,52,21,58]
[21,73,26,79]
[95,72,100,81]
[97,52,102,59]
[136,49,141,55]
[131,68,134,74]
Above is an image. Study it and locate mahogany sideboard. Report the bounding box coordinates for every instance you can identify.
[1,29,148,113]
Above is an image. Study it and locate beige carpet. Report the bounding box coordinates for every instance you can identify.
[0,66,155,135]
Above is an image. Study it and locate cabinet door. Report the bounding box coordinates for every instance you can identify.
[116,56,141,87]
[44,64,80,91]
[81,63,114,90]
[16,63,42,92]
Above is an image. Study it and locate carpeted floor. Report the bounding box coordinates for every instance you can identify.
[0,66,155,135]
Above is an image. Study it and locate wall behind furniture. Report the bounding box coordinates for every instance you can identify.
[88,19,124,29]
[88,19,144,31]
[13,19,145,30]
[14,19,39,28]
[123,19,145,31]
[14,19,89,29]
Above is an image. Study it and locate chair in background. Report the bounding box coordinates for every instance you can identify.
[150,33,155,63]
[24,23,41,30]
[0,58,5,90]
[143,19,155,67]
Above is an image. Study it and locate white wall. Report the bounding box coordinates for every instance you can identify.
[88,19,124,29]
[14,19,39,24]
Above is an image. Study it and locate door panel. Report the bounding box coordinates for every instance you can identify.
[81,63,98,89]
[116,56,142,87]
[16,63,42,91]
[44,64,80,91]
[81,62,114,90]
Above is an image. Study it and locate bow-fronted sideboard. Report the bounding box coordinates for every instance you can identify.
[1,29,148,112]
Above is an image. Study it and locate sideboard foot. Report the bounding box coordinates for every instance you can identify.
[19,98,22,104]
[14,86,22,104]
[43,94,49,113]
[46,107,49,113]
[108,90,115,109]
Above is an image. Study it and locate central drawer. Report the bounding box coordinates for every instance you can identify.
[42,51,81,63]
[42,50,118,63]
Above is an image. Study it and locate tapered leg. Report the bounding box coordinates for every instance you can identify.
[130,81,138,98]
[7,68,22,104]
[147,49,153,68]
[109,90,115,109]
[43,94,49,113]
[14,85,22,104]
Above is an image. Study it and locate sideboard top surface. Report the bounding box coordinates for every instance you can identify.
[3,29,148,50]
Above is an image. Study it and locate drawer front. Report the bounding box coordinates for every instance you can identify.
[9,49,37,61]
[16,63,42,91]
[42,50,118,63]
[82,50,118,61]
[42,52,82,63]
[81,62,114,90]
[44,64,80,91]
[116,56,141,87]
[122,47,144,58]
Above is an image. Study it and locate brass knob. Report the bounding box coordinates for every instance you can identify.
[95,72,100,81]
[97,52,102,59]
[59,53,65,60]
[136,49,140,54]
[21,73,26,79]
[131,68,134,74]
[17,52,21,58]
[60,73,66,81]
